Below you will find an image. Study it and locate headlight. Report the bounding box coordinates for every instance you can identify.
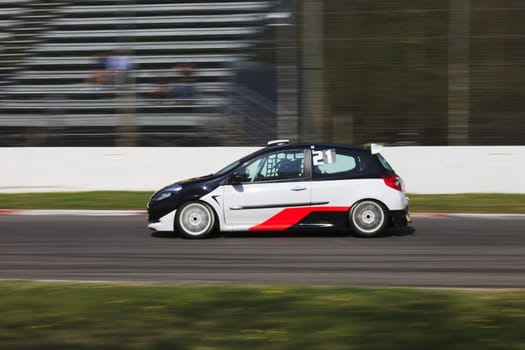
[167,184,183,192]
[155,191,172,201]
[152,184,182,201]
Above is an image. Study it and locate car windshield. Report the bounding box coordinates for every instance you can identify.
[214,150,263,176]
[214,160,241,176]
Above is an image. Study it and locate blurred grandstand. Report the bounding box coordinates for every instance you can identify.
[0,0,286,146]
[2,1,524,147]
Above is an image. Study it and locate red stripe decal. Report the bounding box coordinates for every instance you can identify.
[249,206,350,231]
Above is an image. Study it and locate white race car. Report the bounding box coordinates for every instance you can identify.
[147,141,410,238]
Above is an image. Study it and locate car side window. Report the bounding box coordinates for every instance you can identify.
[312,149,363,179]
[239,150,305,183]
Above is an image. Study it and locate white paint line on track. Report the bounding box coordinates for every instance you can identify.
[1,279,524,290]
[449,213,525,220]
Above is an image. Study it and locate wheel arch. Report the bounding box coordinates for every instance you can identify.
[348,197,391,220]
[174,200,219,238]
[348,198,390,236]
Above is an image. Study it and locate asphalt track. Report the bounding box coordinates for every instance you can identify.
[1,214,524,288]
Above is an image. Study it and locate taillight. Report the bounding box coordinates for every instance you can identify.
[382,175,403,192]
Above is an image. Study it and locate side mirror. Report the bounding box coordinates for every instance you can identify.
[228,172,243,185]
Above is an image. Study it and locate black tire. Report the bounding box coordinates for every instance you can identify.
[175,201,216,239]
[349,200,388,237]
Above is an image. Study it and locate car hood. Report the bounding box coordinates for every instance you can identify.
[156,173,220,194]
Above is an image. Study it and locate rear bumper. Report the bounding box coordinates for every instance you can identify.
[390,209,411,226]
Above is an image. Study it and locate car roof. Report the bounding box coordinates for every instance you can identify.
[262,142,370,153]
[232,142,373,167]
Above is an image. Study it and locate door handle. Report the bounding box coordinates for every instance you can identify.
[291,186,307,191]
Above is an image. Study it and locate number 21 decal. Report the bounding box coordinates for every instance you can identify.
[312,149,336,166]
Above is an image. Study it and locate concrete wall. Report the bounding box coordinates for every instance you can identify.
[382,146,524,194]
[1,146,524,194]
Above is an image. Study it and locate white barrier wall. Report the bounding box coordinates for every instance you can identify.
[381,146,525,194]
[1,146,524,194]
[0,147,258,193]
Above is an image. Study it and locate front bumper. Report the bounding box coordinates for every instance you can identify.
[147,210,177,232]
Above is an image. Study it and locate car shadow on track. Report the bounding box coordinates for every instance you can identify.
[383,225,416,237]
[151,231,180,239]
[151,226,415,239]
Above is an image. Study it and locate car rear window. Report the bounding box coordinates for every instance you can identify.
[312,149,379,179]
[375,153,396,175]
[313,152,356,176]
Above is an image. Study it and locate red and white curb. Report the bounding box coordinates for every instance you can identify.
[411,213,450,219]
[412,213,525,219]
[0,209,147,216]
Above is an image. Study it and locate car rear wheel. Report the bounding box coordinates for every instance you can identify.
[176,201,216,239]
[349,200,388,237]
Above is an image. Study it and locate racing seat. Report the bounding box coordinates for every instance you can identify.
[277,158,303,179]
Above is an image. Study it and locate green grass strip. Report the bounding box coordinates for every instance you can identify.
[0,192,524,213]
[408,193,525,213]
[1,281,525,350]
[0,191,152,210]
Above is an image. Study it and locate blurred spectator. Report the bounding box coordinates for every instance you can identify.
[152,63,198,102]
[172,63,197,100]
[105,49,135,86]
[85,53,108,87]
[151,68,172,99]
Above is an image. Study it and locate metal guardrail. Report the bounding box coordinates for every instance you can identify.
[53,13,265,26]
[32,41,253,52]
[58,2,272,14]
[43,27,259,39]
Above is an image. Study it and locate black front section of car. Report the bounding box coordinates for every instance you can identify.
[147,175,224,222]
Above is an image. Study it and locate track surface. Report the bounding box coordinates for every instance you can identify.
[1,215,524,287]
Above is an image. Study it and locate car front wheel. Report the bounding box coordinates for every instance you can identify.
[349,200,388,237]
[175,201,216,239]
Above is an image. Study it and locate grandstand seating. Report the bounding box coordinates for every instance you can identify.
[0,0,274,146]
